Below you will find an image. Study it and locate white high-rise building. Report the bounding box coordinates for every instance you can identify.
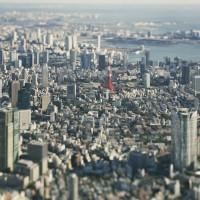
[123,53,128,68]
[47,33,54,46]
[65,35,73,51]
[37,28,41,42]
[21,68,28,83]
[97,35,101,52]
[32,73,38,87]
[42,34,46,45]
[192,75,200,96]
[10,50,17,62]
[72,35,77,49]
[42,64,49,88]
[12,31,18,41]
[171,108,198,171]
[143,73,150,89]
[70,49,77,67]
[69,173,78,200]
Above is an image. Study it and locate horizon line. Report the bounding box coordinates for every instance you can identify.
[0,3,200,5]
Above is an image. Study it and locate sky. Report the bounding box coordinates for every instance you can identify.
[0,0,200,4]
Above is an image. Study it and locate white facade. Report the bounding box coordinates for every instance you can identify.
[47,33,54,46]
[171,108,198,171]
[19,110,31,130]
[192,75,200,96]
[65,35,72,51]
[69,174,78,200]
[72,35,77,49]
[143,73,150,89]
[42,64,49,88]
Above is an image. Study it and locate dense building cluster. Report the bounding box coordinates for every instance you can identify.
[0,7,200,200]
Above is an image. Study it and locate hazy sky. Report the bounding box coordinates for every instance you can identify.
[0,0,200,4]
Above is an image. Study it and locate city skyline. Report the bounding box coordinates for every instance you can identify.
[0,0,200,4]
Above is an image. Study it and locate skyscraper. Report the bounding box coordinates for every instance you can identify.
[32,73,38,87]
[47,33,54,46]
[70,49,77,67]
[28,140,48,175]
[97,35,101,52]
[140,63,146,77]
[65,35,73,51]
[21,68,28,83]
[34,51,40,65]
[42,64,49,88]
[145,49,150,67]
[192,75,200,96]
[18,83,31,110]
[37,28,41,42]
[98,54,106,71]
[0,78,3,99]
[69,173,79,200]
[171,108,198,171]
[43,51,49,64]
[13,108,19,163]
[182,65,190,85]
[123,53,128,68]
[0,49,4,65]
[143,73,150,89]
[11,81,20,108]
[72,34,77,49]
[81,53,92,69]
[67,84,77,99]
[0,108,19,172]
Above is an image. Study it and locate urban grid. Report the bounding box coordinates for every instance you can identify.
[0,3,200,200]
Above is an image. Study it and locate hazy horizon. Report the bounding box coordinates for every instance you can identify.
[0,0,200,4]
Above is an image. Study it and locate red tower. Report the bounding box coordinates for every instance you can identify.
[106,61,115,92]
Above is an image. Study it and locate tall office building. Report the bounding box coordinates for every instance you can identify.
[192,75,200,96]
[32,73,38,87]
[47,33,54,46]
[28,140,48,175]
[37,28,41,42]
[143,73,150,89]
[97,35,101,52]
[11,81,20,108]
[0,49,4,65]
[145,49,150,67]
[67,84,77,99]
[0,78,2,98]
[0,108,14,172]
[43,51,49,64]
[42,34,46,45]
[123,53,128,68]
[72,34,77,49]
[140,63,146,77]
[65,35,73,51]
[34,51,40,65]
[12,31,18,41]
[18,83,31,110]
[171,108,198,171]
[81,53,92,69]
[18,53,34,68]
[98,54,106,71]
[21,68,28,83]
[182,65,190,84]
[70,49,77,67]
[10,50,17,62]
[42,64,49,88]
[69,173,79,200]
[13,108,19,163]
[0,108,19,172]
